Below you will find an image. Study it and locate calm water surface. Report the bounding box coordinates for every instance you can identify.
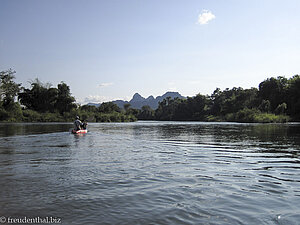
[0,121,300,224]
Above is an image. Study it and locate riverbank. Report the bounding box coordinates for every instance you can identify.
[0,101,292,124]
[0,108,137,123]
[1,110,290,123]
[206,109,290,123]
[1,69,299,124]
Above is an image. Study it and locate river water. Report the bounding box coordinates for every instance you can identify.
[0,121,300,224]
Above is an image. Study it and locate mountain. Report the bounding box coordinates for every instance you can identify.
[87,102,101,107]
[87,92,185,109]
[113,91,185,109]
[131,93,145,102]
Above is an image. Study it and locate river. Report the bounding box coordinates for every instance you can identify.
[0,121,299,224]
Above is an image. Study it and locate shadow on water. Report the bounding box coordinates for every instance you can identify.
[0,123,74,137]
[152,122,300,150]
[0,124,77,219]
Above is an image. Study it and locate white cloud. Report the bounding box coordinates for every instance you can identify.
[80,95,114,104]
[198,10,215,25]
[98,82,113,88]
[78,93,130,105]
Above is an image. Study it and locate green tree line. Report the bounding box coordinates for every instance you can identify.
[147,75,299,123]
[0,69,136,122]
[0,69,299,123]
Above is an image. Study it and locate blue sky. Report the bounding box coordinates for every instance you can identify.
[1,0,299,104]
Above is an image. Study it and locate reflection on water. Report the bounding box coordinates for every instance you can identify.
[0,122,300,224]
[0,123,74,137]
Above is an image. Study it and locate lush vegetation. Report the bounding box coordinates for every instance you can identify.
[0,69,299,123]
[151,76,300,123]
[0,69,136,122]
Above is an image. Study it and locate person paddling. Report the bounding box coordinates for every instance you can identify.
[82,120,88,130]
[74,116,83,131]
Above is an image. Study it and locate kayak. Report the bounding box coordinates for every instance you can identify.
[71,129,88,134]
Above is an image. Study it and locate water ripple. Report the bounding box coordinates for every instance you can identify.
[0,122,300,224]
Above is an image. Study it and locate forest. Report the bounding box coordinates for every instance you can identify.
[150,75,299,123]
[0,69,136,122]
[0,68,299,123]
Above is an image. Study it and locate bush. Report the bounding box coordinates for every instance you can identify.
[232,108,289,123]
[43,113,64,122]
[126,114,137,122]
[253,113,289,123]
[22,109,42,122]
[96,113,111,122]
[1,102,24,122]
[205,115,222,122]
[225,113,235,122]
[235,108,260,122]
[275,103,287,115]
[0,108,9,121]
[94,112,137,122]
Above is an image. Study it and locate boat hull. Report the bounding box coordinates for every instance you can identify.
[71,129,88,134]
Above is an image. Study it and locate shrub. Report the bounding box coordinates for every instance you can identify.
[253,113,289,123]
[96,113,111,122]
[275,103,287,115]
[0,108,9,121]
[43,113,64,122]
[205,115,222,122]
[22,109,42,122]
[235,108,260,122]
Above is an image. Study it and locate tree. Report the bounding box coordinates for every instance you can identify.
[19,79,76,114]
[258,100,271,113]
[155,98,175,120]
[275,103,287,115]
[98,102,120,113]
[0,69,23,121]
[138,105,155,120]
[55,82,76,114]
[209,88,223,116]
[188,94,209,120]
[126,108,140,118]
[0,69,22,107]
[287,75,300,118]
[19,79,56,112]
[208,87,258,117]
[258,77,288,111]
[80,104,98,112]
[123,103,131,114]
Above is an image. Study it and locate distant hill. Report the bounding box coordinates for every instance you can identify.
[87,102,101,107]
[116,92,185,109]
[87,92,185,109]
